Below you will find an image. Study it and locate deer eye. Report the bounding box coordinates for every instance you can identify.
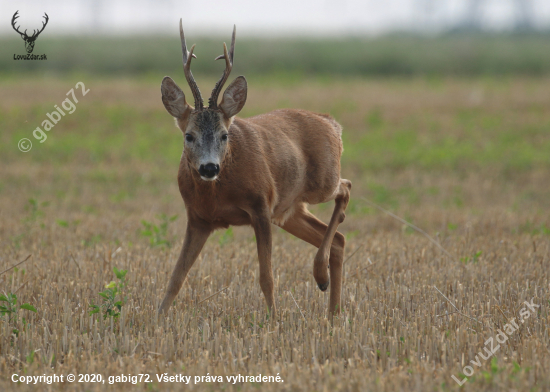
[221,134,228,141]
[185,134,194,143]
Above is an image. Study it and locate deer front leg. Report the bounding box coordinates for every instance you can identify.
[251,214,276,319]
[158,218,211,314]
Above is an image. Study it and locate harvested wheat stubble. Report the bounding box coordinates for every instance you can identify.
[1,194,549,391]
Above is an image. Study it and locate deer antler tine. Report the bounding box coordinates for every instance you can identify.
[180,28,197,60]
[214,43,230,65]
[229,25,236,62]
[180,26,189,62]
[187,44,196,65]
[179,18,203,110]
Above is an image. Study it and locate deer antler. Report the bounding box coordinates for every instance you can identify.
[11,11,27,38]
[179,19,203,111]
[208,25,236,109]
[11,11,49,40]
[31,13,49,39]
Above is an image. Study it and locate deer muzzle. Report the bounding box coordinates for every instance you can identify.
[199,163,220,180]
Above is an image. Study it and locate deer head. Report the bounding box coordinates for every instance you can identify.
[12,11,49,54]
[161,20,247,181]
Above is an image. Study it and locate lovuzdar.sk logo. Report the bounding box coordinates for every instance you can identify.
[12,10,48,60]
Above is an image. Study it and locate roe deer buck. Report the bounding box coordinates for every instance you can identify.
[158,20,351,319]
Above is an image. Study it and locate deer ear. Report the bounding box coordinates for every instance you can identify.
[161,77,192,118]
[220,76,247,119]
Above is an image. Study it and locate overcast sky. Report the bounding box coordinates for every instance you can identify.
[2,0,550,36]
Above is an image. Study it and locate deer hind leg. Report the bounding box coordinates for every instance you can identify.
[279,184,350,318]
[314,179,351,311]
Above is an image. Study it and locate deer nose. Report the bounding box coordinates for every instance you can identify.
[199,163,219,179]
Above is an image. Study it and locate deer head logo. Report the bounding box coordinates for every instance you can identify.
[11,11,49,54]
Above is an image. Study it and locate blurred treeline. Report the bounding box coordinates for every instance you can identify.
[2,33,550,76]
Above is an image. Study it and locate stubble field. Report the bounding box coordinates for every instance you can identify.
[1,74,549,391]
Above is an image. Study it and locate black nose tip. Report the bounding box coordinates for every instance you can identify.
[199,163,220,178]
